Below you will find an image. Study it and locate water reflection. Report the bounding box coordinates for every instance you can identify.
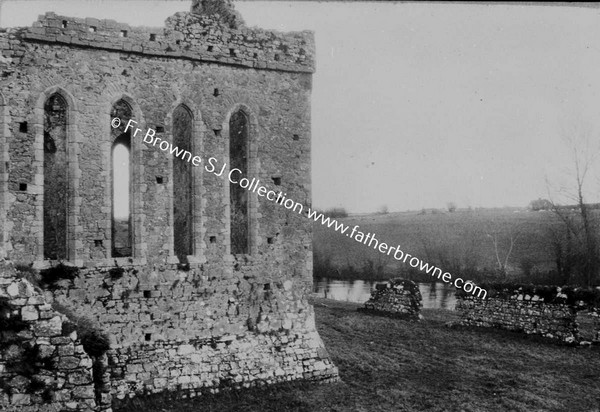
[313,278,456,310]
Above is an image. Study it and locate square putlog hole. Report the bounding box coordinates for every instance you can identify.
[272,177,281,186]
[19,183,27,191]
[143,290,151,298]
[19,122,27,133]
[267,237,274,244]
[156,176,163,184]
[94,239,103,247]
[209,236,217,244]
[145,333,152,341]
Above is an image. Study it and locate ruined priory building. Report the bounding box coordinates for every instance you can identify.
[0,1,338,410]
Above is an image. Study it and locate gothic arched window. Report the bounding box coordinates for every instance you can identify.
[229,110,249,254]
[110,100,133,258]
[43,93,68,260]
[172,105,194,260]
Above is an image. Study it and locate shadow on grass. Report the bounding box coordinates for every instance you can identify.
[115,380,354,412]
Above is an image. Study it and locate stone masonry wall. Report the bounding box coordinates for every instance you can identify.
[0,260,106,411]
[44,263,337,404]
[456,295,580,343]
[358,279,422,320]
[0,1,338,410]
[0,11,314,264]
[20,9,314,74]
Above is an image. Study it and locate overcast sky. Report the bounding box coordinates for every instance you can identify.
[3,1,600,213]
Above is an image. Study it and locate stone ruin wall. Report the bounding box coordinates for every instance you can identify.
[456,294,600,343]
[0,2,338,410]
[0,260,105,411]
[0,7,315,265]
[358,279,422,320]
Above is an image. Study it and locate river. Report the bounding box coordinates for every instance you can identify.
[313,278,456,310]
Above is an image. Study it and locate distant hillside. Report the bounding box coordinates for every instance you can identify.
[313,208,577,281]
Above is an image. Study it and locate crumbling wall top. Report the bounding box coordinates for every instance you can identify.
[190,0,244,29]
[9,3,314,73]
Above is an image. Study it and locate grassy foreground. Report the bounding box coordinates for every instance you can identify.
[117,298,600,412]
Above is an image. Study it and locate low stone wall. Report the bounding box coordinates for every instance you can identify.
[0,260,110,411]
[358,279,422,320]
[455,284,600,344]
[456,296,578,342]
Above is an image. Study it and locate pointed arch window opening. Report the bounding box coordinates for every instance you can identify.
[110,100,133,258]
[43,93,68,260]
[229,110,249,255]
[172,105,194,261]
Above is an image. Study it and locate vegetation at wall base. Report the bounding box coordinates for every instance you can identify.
[108,265,126,280]
[39,263,79,290]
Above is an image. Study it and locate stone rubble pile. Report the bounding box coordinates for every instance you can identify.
[0,260,112,411]
[358,279,422,320]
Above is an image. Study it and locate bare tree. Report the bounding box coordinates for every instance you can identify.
[546,124,600,286]
[485,225,520,281]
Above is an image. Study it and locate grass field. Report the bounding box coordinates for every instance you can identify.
[116,298,600,412]
[313,208,575,282]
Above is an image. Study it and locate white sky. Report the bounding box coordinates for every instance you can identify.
[113,144,129,219]
[3,1,600,213]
